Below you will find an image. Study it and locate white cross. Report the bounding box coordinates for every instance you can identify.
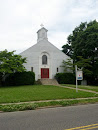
[40,24,44,28]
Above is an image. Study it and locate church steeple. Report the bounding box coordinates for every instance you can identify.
[37,25,48,42]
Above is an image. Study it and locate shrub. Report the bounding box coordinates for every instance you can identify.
[3,71,35,86]
[0,103,38,112]
[55,73,75,84]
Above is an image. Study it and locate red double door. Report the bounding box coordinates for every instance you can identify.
[41,68,49,78]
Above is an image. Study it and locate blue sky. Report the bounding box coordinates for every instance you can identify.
[0,0,98,53]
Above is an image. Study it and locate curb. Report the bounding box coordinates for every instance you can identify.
[0,97,98,106]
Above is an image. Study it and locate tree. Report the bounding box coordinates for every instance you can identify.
[76,56,92,77]
[62,20,98,84]
[0,49,26,85]
[61,56,92,79]
[62,44,72,57]
[61,59,74,72]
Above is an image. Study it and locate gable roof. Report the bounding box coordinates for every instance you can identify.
[37,27,48,33]
[20,27,70,59]
[20,39,70,59]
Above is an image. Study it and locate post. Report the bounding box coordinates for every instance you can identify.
[75,65,78,92]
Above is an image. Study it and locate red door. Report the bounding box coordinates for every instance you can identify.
[41,68,49,78]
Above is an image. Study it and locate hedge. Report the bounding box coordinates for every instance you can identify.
[3,71,35,86]
[55,73,75,84]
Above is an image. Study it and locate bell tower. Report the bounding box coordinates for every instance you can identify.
[37,25,48,42]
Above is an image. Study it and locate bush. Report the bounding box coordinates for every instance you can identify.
[55,73,75,84]
[0,103,38,112]
[3,71,35,86]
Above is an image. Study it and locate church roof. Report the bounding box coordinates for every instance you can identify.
[20,27,70,59]
[37,27,48,33]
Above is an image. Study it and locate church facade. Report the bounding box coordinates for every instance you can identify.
[20,27,69,80]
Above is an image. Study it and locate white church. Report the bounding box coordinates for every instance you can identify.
[20,26,69,80]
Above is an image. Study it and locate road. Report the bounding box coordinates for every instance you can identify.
[0,104,98,130]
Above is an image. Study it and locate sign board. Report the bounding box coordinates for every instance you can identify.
[75,65,83,92]
[77,71,83,80]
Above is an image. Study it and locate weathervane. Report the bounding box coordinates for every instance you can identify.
[40,24,44,28]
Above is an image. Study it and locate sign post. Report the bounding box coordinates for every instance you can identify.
[75,65,83,92]
[75,65,78,92]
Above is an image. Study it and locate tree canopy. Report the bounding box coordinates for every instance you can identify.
[62,20,98,84]
[0,49,26,74]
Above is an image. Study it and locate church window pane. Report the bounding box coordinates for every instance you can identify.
[31,67,33,72]
[42,55,47,64]
[57,67,59,72]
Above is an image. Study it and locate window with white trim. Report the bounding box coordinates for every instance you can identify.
[42,55,47,64]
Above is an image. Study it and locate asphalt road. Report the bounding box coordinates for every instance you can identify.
[0,104,98,130]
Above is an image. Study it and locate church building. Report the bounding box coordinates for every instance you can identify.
[20,26,69,80]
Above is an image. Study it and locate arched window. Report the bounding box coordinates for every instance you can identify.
[42,55,47,64]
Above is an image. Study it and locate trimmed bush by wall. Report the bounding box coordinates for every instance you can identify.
[55,73,75,84]
[3,71,35,86]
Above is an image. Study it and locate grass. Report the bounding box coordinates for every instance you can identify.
[62,84,98,92]
[0,85,98,104]
[0,98,98,112]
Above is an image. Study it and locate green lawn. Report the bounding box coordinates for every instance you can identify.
[62,84,98,92]
[0,85,97,104]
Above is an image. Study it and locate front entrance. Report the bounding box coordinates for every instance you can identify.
[41,68,49,78]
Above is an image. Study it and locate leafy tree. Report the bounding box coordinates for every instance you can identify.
[61,56,92,79]
[76,56,92,77]
[0,49,26,85]
[62,44,72,57]
[62,20,98,84]
[61,59,74,72]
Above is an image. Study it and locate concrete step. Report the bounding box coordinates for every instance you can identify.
[40,79,59,86]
